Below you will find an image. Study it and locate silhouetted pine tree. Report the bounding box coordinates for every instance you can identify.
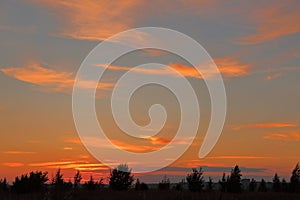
[272,173,281,192]
[109,164,134,190]
[73,170,82,189]
[12,171,48,194]
[219,173,227,192]
[186,168,204,192]
[0,178,8,193]
[290,163,300,192]
[249,178,256,192]
[282,178,289,192]
[51,169,67,200]
[85,176,100,190]
[227,165,242,193]
[258,179,267,192]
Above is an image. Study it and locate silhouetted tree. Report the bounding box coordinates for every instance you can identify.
[272,173,281,192]
[207,177,213,191]
[52,169,64,188]
[74,170,82,189]
[227,165,242,193]
[174,179,184,191]
[249,178,256,192]
[0,178,8,193]
[186,168,204,192]
[290,163,300,192]
[258,179,267,192]
[51,169,67,200]
[109,164,134,190]
[158,175,170,190]
[85,176,100,190]
[135,178,141,190]
[282,178,289,193]
[219,173,227,192]
[12,171,48,194]
[135,179,149,191]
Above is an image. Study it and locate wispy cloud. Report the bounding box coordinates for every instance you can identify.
[0,63,73,92]
[3,151,36,155]
[65,135,193,153]
[96,56,251,80]
[238,1,300,44]
[264,130,300,141]
[233,122,297,131]
[265,73,281,81]
[0,63,113,93]
[28,160,109,171]
[206,155,275,159]
[29,0,141,41]
[3,162,24,167]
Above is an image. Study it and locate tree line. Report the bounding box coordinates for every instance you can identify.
[0,163,300,198]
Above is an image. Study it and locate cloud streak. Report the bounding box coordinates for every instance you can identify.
[28,160,109,171]
[3,162,24,167]
[3,151,36,155]
[264,130,300,141]
[0,63,113,93]
[238,1,300,44]
[30,0,141,41]
[233,122,297,131]
[96,56,251,80]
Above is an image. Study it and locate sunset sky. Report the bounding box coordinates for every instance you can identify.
[0,0,300,183]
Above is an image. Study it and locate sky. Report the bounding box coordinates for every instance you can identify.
[0,0,300,183]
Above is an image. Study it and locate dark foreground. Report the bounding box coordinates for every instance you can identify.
[1,190,300,200]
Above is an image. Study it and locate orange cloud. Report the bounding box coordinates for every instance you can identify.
[265,73,281,81]
[30,0,141,41]
[110,139,162,152]
[238,1,300,44]
[206,156,274,159]
[3,162,24,167]
[65,135,193,153]
[97,56,251,79]
[0,63,73,92]
[212,57,252,78]
[264,130,300,141]
[233,122,297,130]
[28,160,109,171]
[64,138,82,145]
[253,123,297,129]
[3,151,36,155]
[0,63,113,93]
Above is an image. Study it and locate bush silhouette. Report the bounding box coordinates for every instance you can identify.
[207,177,213,191]
[135,178,148,191]
[158,175,170,190]
[12,171,48,194]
